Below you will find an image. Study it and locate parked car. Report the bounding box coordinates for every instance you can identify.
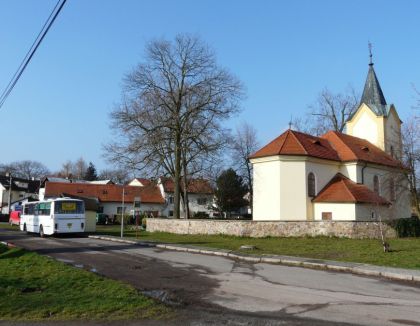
[9,211,21,226]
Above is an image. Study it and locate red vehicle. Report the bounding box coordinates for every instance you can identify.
[9,211,21,226]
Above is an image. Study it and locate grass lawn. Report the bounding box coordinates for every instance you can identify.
[0,243,170,321]
[96,225,420,270]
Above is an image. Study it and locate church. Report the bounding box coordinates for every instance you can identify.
[250,58,411,222]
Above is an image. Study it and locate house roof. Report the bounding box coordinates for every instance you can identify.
[313,173,390,205]
[322,131,403,168]
[0,175,40,193]
[44,182,165,204]
[160,177,214,194]
[249,129,341,161]
[89,180,114,185]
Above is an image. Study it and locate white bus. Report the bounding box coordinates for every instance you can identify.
[20,198,85,237]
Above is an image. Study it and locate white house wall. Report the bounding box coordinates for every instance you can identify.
[314,203,356,220]
[101,202,163,217]
[161,193,215,217]
[252,158,281,220]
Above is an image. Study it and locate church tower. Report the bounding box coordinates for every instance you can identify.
[346,48,402,159]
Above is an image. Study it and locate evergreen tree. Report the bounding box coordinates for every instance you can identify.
[84,162,98,181]
[215,168,248,217]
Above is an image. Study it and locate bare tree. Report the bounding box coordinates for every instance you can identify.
[58,160,74,178]
[402,115,420,216]
[294,87,359,136]
[105,34,244,218]
[73,157,87,180]
[0,160,50,179]
[231,122,259,213]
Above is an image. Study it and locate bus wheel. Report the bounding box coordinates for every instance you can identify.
[39,225,45,238]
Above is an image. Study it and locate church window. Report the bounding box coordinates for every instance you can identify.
[373,175,379,194]
[390,146,394,158]
[308,172,316,197]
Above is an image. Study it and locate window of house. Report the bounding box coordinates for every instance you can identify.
[168,196,174,204]
[322,212,332,220]
[197,197,207,205]
[117,207,126,214]
[307,172,316,197]
[169,210,174,216]
[373,175,380,194]
[390,178,396,201]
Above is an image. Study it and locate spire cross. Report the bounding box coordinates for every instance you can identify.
[368,42,373,65]
[288,116,292,130]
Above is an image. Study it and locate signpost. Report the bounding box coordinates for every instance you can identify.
[134,196,141,239]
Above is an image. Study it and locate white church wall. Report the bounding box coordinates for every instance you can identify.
[361,165,411,219]
[305,160,340,220]
[314,203,356,221]
[349,104,384,150]
[340,163,359,183]
[279,160,306,220]
[384,108,402,158]
[252,157,281,220]
[355,204,392,221]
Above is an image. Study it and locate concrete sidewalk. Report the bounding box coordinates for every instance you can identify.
[88,234,420,284]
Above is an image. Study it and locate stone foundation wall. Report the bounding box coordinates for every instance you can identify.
[146,218,397,239]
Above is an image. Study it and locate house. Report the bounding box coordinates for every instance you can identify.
[129,177,214,217]
[41,182,165,218]
[250,59,411,222]
[0,175,40,214]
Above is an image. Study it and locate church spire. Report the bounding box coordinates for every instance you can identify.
[360,43,387,112]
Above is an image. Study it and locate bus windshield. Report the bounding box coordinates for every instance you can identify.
[54,201,84,214]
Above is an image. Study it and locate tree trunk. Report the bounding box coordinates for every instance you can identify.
[182,155,190,219]
[174,131,181,219]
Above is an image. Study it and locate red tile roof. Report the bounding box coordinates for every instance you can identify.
[160,177,213,194]
[250,130,341,161]
[321,131,403,168]
[44,182,165,204]
[313,173,390,205]
[250,129,404,169]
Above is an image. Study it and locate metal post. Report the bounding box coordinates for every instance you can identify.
[7,172,12,214]
[120,187,125,238]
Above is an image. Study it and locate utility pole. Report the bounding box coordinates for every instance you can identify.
[120,187,125,238]
[7,172,12,214]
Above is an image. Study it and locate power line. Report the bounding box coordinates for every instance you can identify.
[0,0,67,110]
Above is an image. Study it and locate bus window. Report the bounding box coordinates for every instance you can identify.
[54,201,84,214]
[36,202,51,215]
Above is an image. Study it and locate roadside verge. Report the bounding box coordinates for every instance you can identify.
[88,235,420,284]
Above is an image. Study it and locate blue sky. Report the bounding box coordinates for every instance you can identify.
[0,0,419,172]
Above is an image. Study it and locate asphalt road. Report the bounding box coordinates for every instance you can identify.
[2,228,420,326]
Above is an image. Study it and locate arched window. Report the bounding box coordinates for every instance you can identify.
[373,175,379,194]
[390,178,396,201]
[308,172,316,197]
[390,146,394,158]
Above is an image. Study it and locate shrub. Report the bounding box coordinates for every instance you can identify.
[193,211,210,219]
[388,216,420,237]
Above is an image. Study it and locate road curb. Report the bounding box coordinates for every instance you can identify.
[88,235,420,284]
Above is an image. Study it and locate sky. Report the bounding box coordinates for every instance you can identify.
[0,0,419,173]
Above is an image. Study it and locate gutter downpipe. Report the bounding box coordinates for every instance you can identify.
[361,162,368,184]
